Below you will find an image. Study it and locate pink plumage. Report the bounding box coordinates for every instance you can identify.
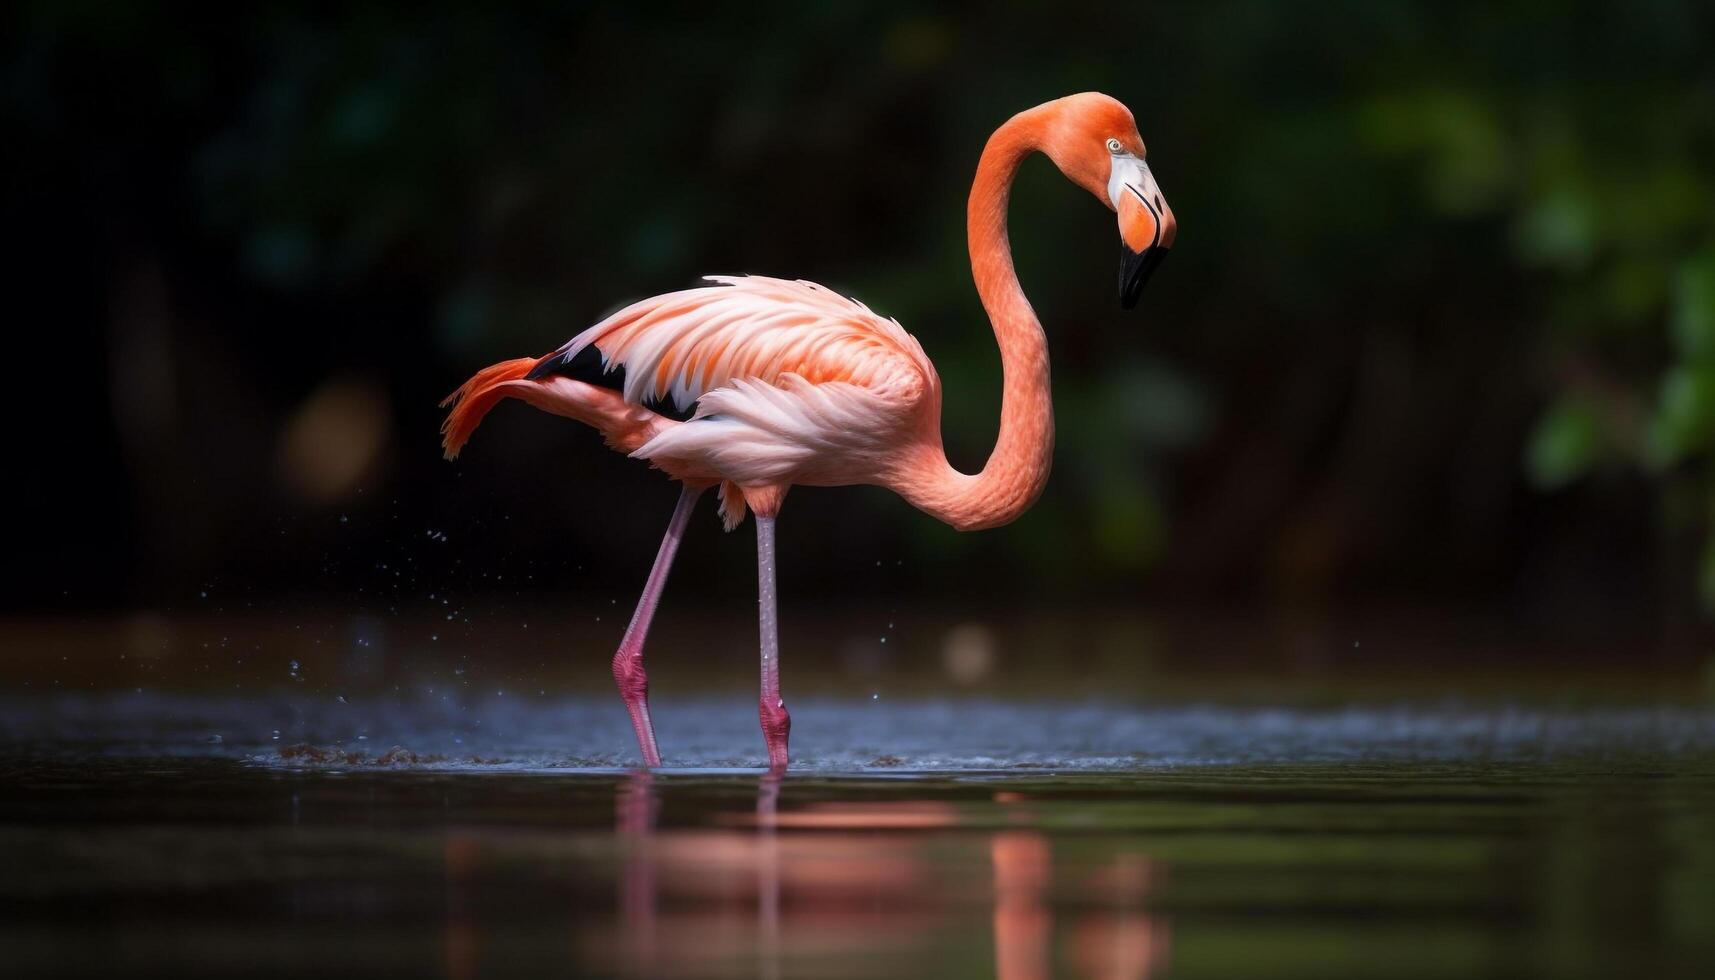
[539,276,940,525]
[440,93,1176,769]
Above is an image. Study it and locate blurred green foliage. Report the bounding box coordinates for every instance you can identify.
[8,1,1715,618]
[1348,27,1715,587]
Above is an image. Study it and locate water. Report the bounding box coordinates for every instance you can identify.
[4,693,1715,977]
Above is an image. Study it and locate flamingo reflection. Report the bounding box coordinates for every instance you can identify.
[608,780,956,974]
[757,770,783,980]
[615,769,660,974]
[1070,853,1172,979]
[602,780,1173,976]
[991,793,1172,980]
[993,830,1052,980]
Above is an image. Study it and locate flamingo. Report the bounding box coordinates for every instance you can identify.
[441,93,1176,770]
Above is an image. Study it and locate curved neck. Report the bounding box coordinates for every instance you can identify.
[896,110,1054,531]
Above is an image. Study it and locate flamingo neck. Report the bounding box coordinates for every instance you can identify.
[896,110,1054,531]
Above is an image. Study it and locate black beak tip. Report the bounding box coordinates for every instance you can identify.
[1119,244,1168,309]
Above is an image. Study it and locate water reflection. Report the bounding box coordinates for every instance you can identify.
[993,830,1052,979]
[757,770,781,980]
[597,777,1174,978]
[616,770,659,975]
[992,792,1171,980]
[1072,853,1171,979]
[11,757,1712,978]
[443,833,480,980]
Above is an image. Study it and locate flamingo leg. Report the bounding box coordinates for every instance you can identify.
[755,515,792,770]
[612,484,702,767]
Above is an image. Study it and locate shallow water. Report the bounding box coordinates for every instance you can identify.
[4,695,1715,977]
[10,692,1715,769]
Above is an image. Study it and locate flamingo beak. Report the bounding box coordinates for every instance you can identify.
[1110,156,1175,309]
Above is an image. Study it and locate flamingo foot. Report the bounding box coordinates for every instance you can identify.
[759,698,791,770]
[613,649,662,768]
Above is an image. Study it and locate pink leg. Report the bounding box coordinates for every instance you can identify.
[612,484,702,767]
[755,515,792,770]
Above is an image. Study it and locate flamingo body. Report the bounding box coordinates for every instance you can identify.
[441,93,1176,768]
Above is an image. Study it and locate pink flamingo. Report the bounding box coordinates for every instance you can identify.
[441,93,1176,770]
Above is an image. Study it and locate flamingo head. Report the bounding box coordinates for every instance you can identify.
[1036,93,1177,308]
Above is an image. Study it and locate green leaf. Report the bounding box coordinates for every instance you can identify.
[1671,247,1715,358]
[1647,362,1715,465]
[1526,398,1605,489]
[1514,186,1599,271]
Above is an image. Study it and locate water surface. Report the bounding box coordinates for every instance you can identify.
[5,695,1715,977]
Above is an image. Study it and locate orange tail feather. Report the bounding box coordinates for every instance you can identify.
[439,358,542,459]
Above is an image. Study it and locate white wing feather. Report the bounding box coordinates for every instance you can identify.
[542,275,934,410]
[537,275,938,489]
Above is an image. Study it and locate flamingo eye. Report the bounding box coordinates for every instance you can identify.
[1105,138,1124,154]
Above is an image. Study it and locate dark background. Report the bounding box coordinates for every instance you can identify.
[7,2,1715,677]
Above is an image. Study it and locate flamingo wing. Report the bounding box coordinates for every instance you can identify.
[528,276,939,525]
[529,275,934,411]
